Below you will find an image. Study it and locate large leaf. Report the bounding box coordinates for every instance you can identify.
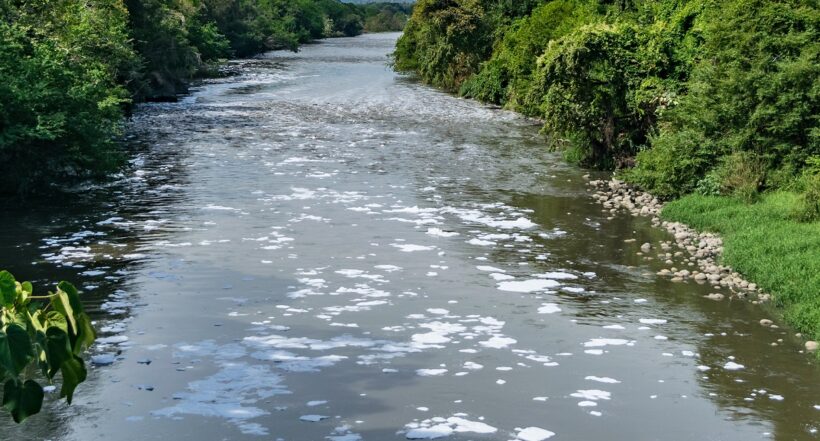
[57,281,84,313]
[44,326,72,378]
[17,281,32,304]
[72,313,96,355]
[59,355,86,404]
[51,290,76,334]
[2,379,44,423]
[0,324,34,376]
[0,271,15,307]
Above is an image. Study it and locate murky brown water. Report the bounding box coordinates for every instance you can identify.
[2,33,818,441]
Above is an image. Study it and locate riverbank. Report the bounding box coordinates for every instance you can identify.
[0,1,412,195]
[590,178,820,352]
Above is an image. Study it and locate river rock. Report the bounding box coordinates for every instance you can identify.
[759,319,773,327]
[806,341,819,352]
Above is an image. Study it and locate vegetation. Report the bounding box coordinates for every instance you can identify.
[395,0,818,199]
[395,0,819,339]
[361,3,412,33]
[0,271,96,423]
[0,0,408,195]
[663,194,820,342]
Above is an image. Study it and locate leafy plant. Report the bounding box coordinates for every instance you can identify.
[0,271,95,423]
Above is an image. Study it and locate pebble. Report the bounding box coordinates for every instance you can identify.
[588,179,773,306]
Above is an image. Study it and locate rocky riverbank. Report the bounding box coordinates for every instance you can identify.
[587,178,818,352]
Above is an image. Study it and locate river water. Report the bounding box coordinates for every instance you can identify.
[2,33,818,441]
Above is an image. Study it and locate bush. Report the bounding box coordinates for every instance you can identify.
[529,23,660,168]
[0,271,96,423]
[632,0,820,192]
[624,128,713,198]
[717,152,766,202]
[460,0,590,111]
[394,0,493,91]
[0,0,135,194]
[792,174,820,222]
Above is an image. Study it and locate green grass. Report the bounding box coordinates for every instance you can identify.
[662,192,820,343]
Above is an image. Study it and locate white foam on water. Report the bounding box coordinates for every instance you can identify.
[467,238,496,246]
[570,390,611,401]
[427,228,459,238]
[639,319,668,325]
[404,416,497,439]
[537,303,562,314]
[477,265,506,272]
[153,362,289,435]
[585,376,620,384]
[300,414,329,422]
[583,339,632,348]
[202,204,239,211]
[391,244,436,252]
[724,361,745,371]
[514,426,556,440]
[479,336,517,349]
[538,272,578,280]
[375,265,402,272]
[416,369,448,377]
[497,279,560,293]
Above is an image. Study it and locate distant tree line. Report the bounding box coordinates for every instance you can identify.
[395,0,819,217]
[0,0,408,195]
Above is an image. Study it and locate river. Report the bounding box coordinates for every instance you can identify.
[2,33,818,441]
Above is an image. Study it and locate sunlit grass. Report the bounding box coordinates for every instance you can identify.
[663,192,820,343]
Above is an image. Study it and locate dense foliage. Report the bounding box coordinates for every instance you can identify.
[0,0,135,194]
[0,271,95,423]
[0,0,408,195]
[395,0,819,210]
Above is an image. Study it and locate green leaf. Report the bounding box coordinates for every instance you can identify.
[52,290,76,334]
[2,379,44,423]
[0,324,34,376]
[59,355,86,404]
[57,281,83,314]
[0,271,16,307]
[72,313,96,355]
[44,311,68,333]
[18,281,32,304]
[44,326,72,378]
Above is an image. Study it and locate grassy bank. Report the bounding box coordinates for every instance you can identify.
[663,193,820,342]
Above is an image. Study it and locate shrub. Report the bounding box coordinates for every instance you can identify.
[530,23,660,168]
[460,0,590,111]
[633,0,820,193]
[623,128,713,198]
[0,271,96,423]
[716,152,766,202]
[0,0,135,194]
[394,0,493,91]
